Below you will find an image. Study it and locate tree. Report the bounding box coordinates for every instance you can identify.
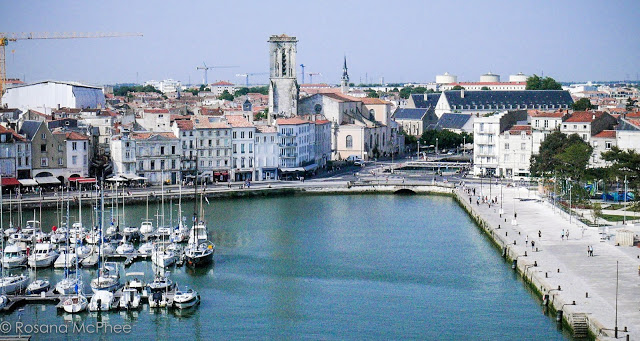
[592,202,602,227]
[451,85,465,90]
[625,97,638,111]
[402,131,417,146]
[530,131,593,181]
[419,129,468,151]
[234,86,268,96]
[218,90,234,101]
[366,91,379,98]
[113,84,162,96]
[601,146,640,191]
[526,74,562,90]
[480,86,490,90]
[572,98,595,111]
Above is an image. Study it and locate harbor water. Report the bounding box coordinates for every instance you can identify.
[0,194,569,340]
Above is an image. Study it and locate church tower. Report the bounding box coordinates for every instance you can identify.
[341,55,350,94]
[268,34,299,123]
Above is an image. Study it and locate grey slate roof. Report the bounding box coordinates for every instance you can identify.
[410,93,440,108]
[444,90,573,109]
[18,120,42,140]
[393,108,428,120]
[434,113,471,130]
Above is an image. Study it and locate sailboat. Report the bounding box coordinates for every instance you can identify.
[0,176,29,296]
[27,202,53,294]
[140,194,155,238]
[91,182,121,293]
[55,186,83,295]
[184,180,214,267]
[152,173,176,268]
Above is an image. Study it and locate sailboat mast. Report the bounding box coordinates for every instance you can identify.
[1,175,4,288]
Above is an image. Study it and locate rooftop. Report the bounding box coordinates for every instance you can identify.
[592,130,616,138]
[564,111,606,123]
[276,117,313,125]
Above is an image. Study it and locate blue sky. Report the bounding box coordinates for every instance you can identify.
[3,0,639,86]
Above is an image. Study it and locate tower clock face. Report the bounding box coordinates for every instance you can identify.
[314,104,322,113]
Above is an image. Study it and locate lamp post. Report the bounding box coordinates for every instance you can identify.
[435,138,439,156]
[462,136,466,155]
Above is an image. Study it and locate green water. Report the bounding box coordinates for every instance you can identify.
[0,194,569,340]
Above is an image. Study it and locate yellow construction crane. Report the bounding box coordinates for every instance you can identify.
[0,32,143,103]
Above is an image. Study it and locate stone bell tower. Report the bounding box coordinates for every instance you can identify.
[268,34,299,124]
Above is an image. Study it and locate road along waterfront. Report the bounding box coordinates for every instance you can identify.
[0,191,568,340]
[455,182,640,340]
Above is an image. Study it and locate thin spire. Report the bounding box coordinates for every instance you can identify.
[342,55,349,82]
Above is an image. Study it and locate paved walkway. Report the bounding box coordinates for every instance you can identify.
[458,184,640,340]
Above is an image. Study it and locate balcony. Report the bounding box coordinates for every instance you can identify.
[280,154,296,159]
[277,132,297,137]
[277,142,298,148]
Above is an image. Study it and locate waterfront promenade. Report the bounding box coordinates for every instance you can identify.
[456,183,640,340]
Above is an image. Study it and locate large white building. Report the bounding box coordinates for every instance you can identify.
[54,131,90,178]
[2,81,106,114]
[144,79,182,94]
[0,125,31,179]
[254,125,279,180]
[276,118,317,172]
[227,115,256,181]
[473,110,528,176]
[111,132,181,185]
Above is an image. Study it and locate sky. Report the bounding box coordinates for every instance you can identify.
[3,0,640,86]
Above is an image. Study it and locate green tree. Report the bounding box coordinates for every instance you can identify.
[219,90,234,101]
[113,85,162,96]
[451,85,465,90]
[601,146,640,191]
[626,97,638,111]
[526,74,562,90]
[419,129,468,151]
[234,86,268,96]
[366,91,379,98]
[399,87,413,99]
[572,98,595,111]
[402,131,417,146]
[530,131,593,181]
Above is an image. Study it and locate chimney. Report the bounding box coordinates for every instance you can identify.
[460,89,465,98]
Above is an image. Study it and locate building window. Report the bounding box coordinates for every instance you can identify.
[582,134,587,140]
[72,155,77,165]
[72,142,77,151]
[241,144,245,153]
[534,120,539,128]
[41,144,47,152]
[521,143,526,150]
[40,157,48,166]
[161,160,165,170]
[544,120,549,128]
[58,158,63,166]
[241,132,245,139]
[150,161,155,170]
[233,131,237,139]
[172,146,175,154]
[505,143,509,150]
[605,141,612,150]
[41,133,46,140]
[249,144,253,153]
[346,135,353,148]
[161,146,165,155]
[139,161,144,170]
[233,144,237,154]
[58,145,63,152]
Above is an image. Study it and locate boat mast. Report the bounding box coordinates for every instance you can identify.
[1,175,5,291]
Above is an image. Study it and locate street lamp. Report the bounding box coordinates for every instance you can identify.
[435,138,439,155]
[462,136,466,155]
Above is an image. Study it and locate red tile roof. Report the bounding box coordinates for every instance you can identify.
[226,115,254,128]
[359,97,390,105]
[315,119,331,124]
[0,125,26,141]
[143,109,169,114]
[174,120,194,130]
[592,130,616,138]
[507,125,532,134]
[564,111,606,123]
[528,110,565,118]
[211,81,234,86]
[276,117,313,125]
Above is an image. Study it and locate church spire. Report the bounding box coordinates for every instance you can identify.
[341,55,349,94]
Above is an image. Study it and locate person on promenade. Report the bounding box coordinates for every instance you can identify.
[565,230,569,240]
[538,230,542,238]
[531,240,535,250]
[561,229,565,240]
[525,235,528,246]
[587,245,590,256]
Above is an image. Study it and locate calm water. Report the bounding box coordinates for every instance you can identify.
[0,194,569,340]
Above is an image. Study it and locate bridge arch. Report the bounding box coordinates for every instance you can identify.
[394,188,416,195]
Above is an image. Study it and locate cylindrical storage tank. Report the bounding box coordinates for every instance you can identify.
[480,72,500,83]
[435,72,457,84]
[509,72,528,82]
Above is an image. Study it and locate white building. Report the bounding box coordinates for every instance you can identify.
[590,130,616,168]
[497,125,533,179]
[137,109,172,132]
[210,81,237,97]
[559,111,617,144]
[130,132,181,185]
[314,119,332,169]
[54,132,90,178]
[473,110,528,176]
[254,125,279,180]
[192,116,233,182]
[2,81,106,114]
[276,117,317,172]
[227,115,256,181]
[528,110,565,154]
[144,79,182,94]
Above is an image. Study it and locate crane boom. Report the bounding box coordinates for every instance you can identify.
[0,32,143,103]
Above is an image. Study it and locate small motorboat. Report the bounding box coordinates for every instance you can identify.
[148,291,168,308]
[54,250,78,269]
[88,290,118,312]
[2,244,27,269]
[62,294,88,314]
[173,287,200,309]
[156,227,171,238]
[124,272,146,292]
[0,274,29,294]
[49,231,67,244]
[140,221,155,237]
[119,287,141,310]
[80,253,99,268]
[26,279,51,295]
[75,244,92,260]
[147,273,173,293]
[151,248,176,268]
[28,243,59,268]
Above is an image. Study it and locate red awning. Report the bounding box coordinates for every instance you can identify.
[1,177,20,186]
[68,177,83,182]
[77,178,96,183]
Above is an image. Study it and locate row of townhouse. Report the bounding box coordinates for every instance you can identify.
[0,120,92,186]
[110,114,333,185]
[473,109,639,179]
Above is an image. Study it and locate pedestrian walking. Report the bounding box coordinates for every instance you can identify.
[531,240,535,250]
[538,230,542,238]
[525,235,529,246]
[561,229,565,240]
[587,245,590,256]
[565,230,569,240]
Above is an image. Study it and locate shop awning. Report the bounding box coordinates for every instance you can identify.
[1,177,21,186]
[18,179,38,186]
[122,174,139,180]
[77,177,96,184]
[213,171,229,176]
[106,176,127,182]
[303,163,318,171]
[131,175,146,181]
[35,176,61,185]
[280,167,304,172]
